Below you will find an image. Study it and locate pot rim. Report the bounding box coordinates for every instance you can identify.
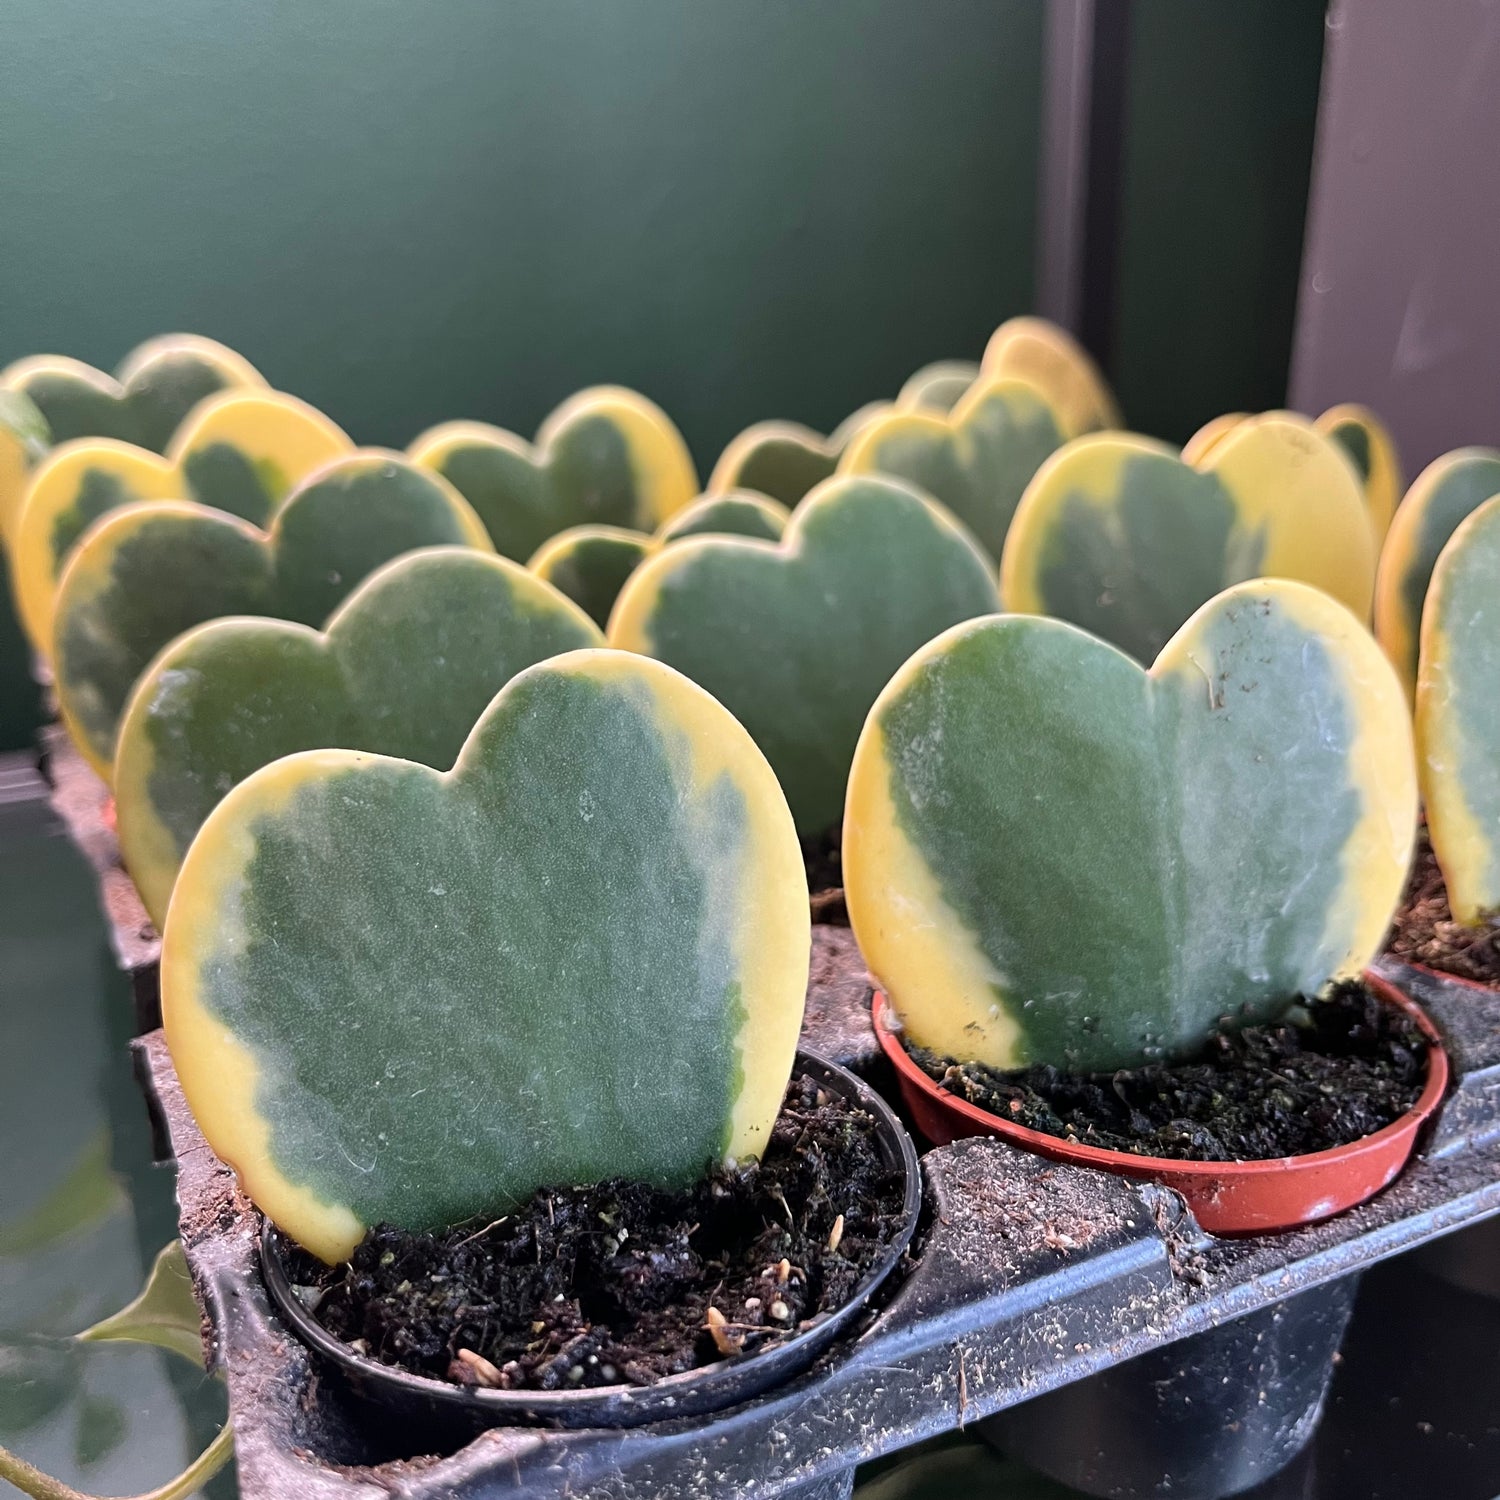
[1388,955,1499,996]
[872,970,1449,1180]
[259,1047,922,1429]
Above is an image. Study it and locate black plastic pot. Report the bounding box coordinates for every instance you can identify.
[260,1048,922,1444]
[981,1277,1359,1500]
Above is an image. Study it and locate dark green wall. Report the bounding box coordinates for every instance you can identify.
[0,0,1046,749]
[1109,0,1327,443]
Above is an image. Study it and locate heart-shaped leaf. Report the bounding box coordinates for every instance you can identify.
[12,392,352,652]
[839,377,1066,562]
[844,579,1416,1073]
[161,649,810,1262]
[1376,447,1500,701]
[1416,495,1500,924]
[896,361,981,413]
[409,386,698,562]
[115,547,601,928]
[1184,405,1402,542]
[706,404,891,509]
[2,333,264,452]
[1316,404,1403,542]
[0,390,51,547]
[980,316,1120,437]
[1002,414,1377,665]
[53,452,492,776]
[609,475,1000,835]
[531,492,792,628]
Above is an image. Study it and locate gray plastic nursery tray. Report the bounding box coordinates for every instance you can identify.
[137,961,1500,1500]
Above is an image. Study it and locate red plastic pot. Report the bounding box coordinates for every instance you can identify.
[872,972,1449,1236]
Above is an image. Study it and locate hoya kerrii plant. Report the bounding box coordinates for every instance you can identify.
[1,333,264,453]
[0,389,49,548]
[408,385,699,562]
[838,376,1068,563]
[1001,412,1378,666]
[114,546,602,929]
[1375,446,1500,701]
[609,474,1000,838]
[9,389,353,652]
[51,450,492,777]
[844,578,1417,1075]
[980,316,1121,438]
[706,401,892,509]
[1182,404,1404,541]
[1404,495,1500,972]
[529,490,790,628]
[160,649,811,1265]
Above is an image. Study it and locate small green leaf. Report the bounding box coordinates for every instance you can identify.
[896,360,980,413]
[77,1241,204,1368]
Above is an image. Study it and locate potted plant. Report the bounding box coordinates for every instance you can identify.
[112,546,603,929]
[10,388,352,655]
[1000,411,1377,666]
[528,488,791,628]
[49,449,492,778]
[846,576,1443,1234]
[156,649,919,1438]
[407,385,699,563]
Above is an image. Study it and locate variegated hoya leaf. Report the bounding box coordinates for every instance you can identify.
[609,474,1000,835]
[1002,413,1377,665]
[1,334,264,454]
[1315,404,1403,542]
[839,376,1066,562]
[705,404,891,509]
[11,391,352,653]
[0,389,50,548]
[531,491,792,629]
[1376,447,1500,702]
[896,361,981,413]
[53,452,492,776]
[844,579,1416,1072]
[1184,405,1402,543]
[1416,495,1500,925]
[980,316,1121,437]
[116,547,601,929]
[161,650,810,1262]
[409,386,697,562]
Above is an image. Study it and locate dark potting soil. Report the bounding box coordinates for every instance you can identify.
[1385,825,1500,988]
[906,980,1428,1162]
[284,1073,907,1392]
[802,824,849,926]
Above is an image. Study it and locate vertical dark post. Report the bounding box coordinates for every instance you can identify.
[1035,0,1133,374]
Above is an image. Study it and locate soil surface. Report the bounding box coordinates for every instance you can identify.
[802,825,848,926]
[1385,826,1500,988]
[285,1073,907,1392]
[907,980,1429,1162]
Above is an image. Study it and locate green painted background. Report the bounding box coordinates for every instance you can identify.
[0,1,1325,751]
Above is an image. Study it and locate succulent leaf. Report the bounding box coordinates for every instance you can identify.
[1375,447,1500,702]
[1416,495,1500,924]
[116,548,601,928]
[52,453,492,776]
[11,392,353,653]
[409,386,697,562]
[1315,404,1403,542]
[1002,414,1377,664]
[1,334,265,453]
[980,316,1121,436]
[706,405,892,509]
[844,579,1416,1072]
[531,492,791,630]
[896,361,981,413]
[610,474,1000,835]
[839,377,1067,562]
[161,650,810,1263]
[0,390,51,549]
